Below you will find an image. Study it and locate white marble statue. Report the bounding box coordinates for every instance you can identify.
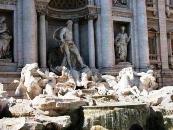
[115,26,130,61]
[0,16,12,59]
[134,70,157,92]
[15,63,49,99]
[53,20,85,69]
[114,67,138,96]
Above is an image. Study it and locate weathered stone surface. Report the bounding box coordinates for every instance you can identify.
[90,125,108,130]
[146,86,173,105]
[0,116,71,130]
[0,117,26,130]
[32,94,88,116]
[35,115,71,128]
[9,99,34,117]
[83,104,147,130]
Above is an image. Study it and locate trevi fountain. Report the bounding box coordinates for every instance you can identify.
[0,0,173,130]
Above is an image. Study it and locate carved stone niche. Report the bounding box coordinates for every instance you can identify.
[0,11,17,72]
[148,28,161,69]
[0,12,13,62]
[113,21,131,64]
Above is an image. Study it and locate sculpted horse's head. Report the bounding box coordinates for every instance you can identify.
[118,67,134,81]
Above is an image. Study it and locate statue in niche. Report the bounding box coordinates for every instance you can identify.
[113,0,127,6]
[115,26,130,62]
[53,20,86,70]
[0,16,12,59]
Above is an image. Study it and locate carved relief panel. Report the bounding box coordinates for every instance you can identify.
[48,0,88,9]
[112,0,128,8]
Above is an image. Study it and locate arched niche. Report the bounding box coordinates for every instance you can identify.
[46,0,97,68]
[148,27,160,68]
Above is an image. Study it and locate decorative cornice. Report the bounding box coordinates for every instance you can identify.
[35,0,50,14]
[0,0,16,5]
[47,5,98,20]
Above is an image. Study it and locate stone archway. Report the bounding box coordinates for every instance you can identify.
[129,124,143,130]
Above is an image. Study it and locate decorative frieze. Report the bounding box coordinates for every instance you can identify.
[112,0,129,8]
[0,0,16,5]
[112,9,132,18]
[48,0,88,9]
[47,6,98,20]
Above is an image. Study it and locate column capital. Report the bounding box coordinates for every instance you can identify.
[86,14,97,20]
[72,18,80,23]
[35,0,50,15]
[38,11,47,16]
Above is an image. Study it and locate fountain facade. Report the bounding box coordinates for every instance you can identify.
[0,0,173,130]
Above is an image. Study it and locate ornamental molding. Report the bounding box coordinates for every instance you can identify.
[35,0,51,14]
[112,8,132,18]
[0,0,16,5]
[47,5,98,20]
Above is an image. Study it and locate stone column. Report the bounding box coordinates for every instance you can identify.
[136,0,150,70]
[88,18,95,68]
[100,0,115,68]
[95,15,102,68]
[22,0,38,64]
[158,0,169,69]
[131,0,139,68]
[39,14,47,68]
[74,20,80,49]
[17,0,23,67]
[95,0,102,68]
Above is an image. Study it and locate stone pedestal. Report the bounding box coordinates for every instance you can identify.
[100,62,132,75]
